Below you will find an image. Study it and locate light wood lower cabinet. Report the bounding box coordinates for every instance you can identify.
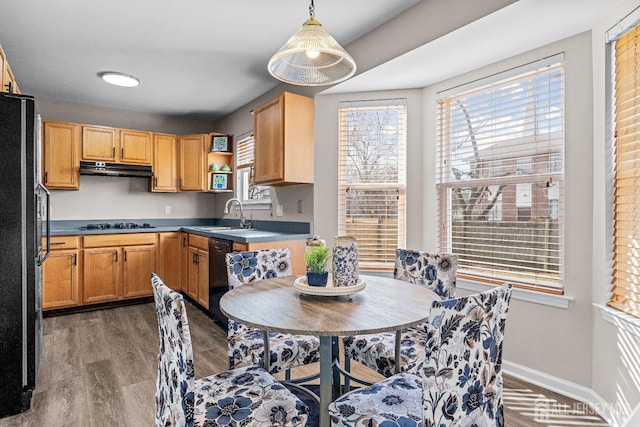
[42,236,80,309]
[186,234,209,309]
[156,232,183,291]
[232,239,306,275]
[83,247,120,303]
[83,233,156,304]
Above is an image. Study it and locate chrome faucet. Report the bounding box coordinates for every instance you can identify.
[224,198,251,229]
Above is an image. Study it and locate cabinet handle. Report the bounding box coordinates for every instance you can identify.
[124,250,128,262]
[121,147,124,158]
[112,147,116,158]
[182,236,187,247]
[192,253,197,264]
[44,171,48,184]
[50,242,65,246]
[114,251,118,262]
[179,178,183,189]
[154,176,158,187]
[73,254,77,265]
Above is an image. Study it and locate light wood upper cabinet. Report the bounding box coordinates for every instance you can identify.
[82,125,152,165]
[179,134,206,191]
[0,43,19,94]
[253,92,314,186]
[152,133,178,192]
[120,129,152,164]
[42,120,80,190]
[82,125,117,161]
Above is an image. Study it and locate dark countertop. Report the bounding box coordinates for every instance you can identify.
[48,218,312,243]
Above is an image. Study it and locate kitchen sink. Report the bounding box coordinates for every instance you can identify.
[189,226,237,232]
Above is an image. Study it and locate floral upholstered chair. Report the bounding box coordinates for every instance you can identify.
[226,249,321,375]
[150,273,308,427]
[343,250,458,377]
[329,283,513,427]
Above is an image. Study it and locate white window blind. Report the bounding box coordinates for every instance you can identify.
[235,134,270,205]
[610,23,640,318]
[437,61,565,292]
[338,99,407,269]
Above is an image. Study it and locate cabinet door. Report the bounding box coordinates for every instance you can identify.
[42,121,80,189]
[120,129,152,165]
[197,249,209,308]
[43,249,79,309]
[179,134,206,191]
[186,246,199,300]
[82,125,117,161]
[152,133,178,192]
[122,245,155,298]
[0,48,5,93]
[158,232,182,291]
[253,96,284,184]
[83,247,120,303]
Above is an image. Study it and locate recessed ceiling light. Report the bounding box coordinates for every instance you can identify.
[97,71,140,87]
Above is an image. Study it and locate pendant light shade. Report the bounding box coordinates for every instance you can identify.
[268,2,356,86]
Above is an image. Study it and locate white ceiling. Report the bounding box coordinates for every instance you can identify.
[0,0,627,122]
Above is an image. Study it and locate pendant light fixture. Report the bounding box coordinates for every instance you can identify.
[268,0,356,86]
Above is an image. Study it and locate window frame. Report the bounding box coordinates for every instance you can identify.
[337,99,408,270]
[234,133,271,210]
[607,19,640,318]
[436,56,566,293]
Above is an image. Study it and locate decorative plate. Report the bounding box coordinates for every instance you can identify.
[293,274,366,296]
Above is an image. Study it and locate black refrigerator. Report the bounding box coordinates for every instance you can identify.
[0,92,49,417]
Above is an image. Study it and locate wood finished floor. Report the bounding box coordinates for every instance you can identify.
[0,301,609,426]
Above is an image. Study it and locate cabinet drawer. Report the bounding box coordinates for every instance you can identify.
[84,233,156,248]
[189,234,209,251]
[46,235,80,250]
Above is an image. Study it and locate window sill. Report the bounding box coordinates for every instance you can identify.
[457,278,573,309]
[595,303,640,338]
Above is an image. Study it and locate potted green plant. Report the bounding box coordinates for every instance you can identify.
[305,245,330,286]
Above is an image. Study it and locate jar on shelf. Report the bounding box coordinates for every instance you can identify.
[332,236,359,287]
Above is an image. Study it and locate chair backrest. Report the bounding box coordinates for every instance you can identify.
[226,248,292,290]
[151,273,195,427]
[394,249,458,299]
[225,249,292,338]
[418,283,512,427]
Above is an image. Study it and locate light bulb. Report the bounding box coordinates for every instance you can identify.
[306,50,320,59]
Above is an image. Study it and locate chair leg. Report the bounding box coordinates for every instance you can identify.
[285,369,291,381]
[344,355,351,391]
[229,356,235,370]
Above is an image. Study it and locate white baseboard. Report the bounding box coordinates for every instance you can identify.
[503,359,621,426]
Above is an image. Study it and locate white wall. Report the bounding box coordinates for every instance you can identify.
[423,32,595,386]
[314,89,424,249]
[37,97,219,220]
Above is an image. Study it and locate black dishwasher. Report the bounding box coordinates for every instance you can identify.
[207,237,233,325]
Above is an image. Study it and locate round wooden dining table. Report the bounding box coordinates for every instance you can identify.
[219,274,438,427]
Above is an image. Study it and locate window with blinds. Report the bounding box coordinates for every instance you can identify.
[610,23,640,318]
[338,99,407,269]
[235,134,270,205]
[436,57,565,292]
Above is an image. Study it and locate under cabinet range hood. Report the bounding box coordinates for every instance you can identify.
[79,161,153,178]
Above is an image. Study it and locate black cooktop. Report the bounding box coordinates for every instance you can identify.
[83,222,155,230]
